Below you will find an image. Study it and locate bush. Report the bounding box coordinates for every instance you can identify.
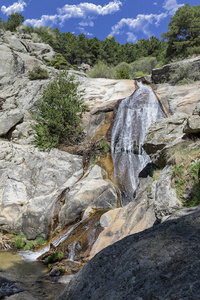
[28,66,49,80]
[170,62,200,85]
[32,72,87,150]
[45,251,64,264]
[14,233,26,249]
[47,53,71,70]
[24,241,35,250]
[36,237,47,246]
[88,61,115,78]
[116,68,130,79]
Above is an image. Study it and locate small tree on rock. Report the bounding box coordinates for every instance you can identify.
[32,72,87,150]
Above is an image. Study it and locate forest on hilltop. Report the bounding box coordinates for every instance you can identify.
[0,4,200,79]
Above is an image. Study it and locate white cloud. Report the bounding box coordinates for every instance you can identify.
[25,15,58,27]
[1,0,27,15]
[153,2,158,5]
[58,1,122,18]
[126,32,137,43]
[25,1,122,29]
[79,21,94,27]
[163,0,184,15]
[76,27,93,36]
[111,13,167,41]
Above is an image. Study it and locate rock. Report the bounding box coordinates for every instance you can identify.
[143,112,188,167]
[0,140,83,238]
[154,81,200,115]
[152,55,200,84]
[0,276,23,297]
[58,206,200,300]
[0,109,23,136]
[192,102,200,115]
[183,115,200,133]
[151,166,182,221]
[58,165,118,226]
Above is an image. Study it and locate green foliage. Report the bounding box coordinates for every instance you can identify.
[162,4,200,59]
[45,251,64,264]
[116,68,130,79]
[47,53,71,70]
[24,241,35,250]
[28,66,49,80]
[14,233,26,249]
[169,62,200,85]
[32,72,87,150]
[35,237,47,246]
[88,61,116,78]
[6,12,24,32]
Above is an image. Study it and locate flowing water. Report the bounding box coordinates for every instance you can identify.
[0,251,66,299]
[111,82,165,206]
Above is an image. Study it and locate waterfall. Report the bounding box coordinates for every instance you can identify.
[111,81,165,206]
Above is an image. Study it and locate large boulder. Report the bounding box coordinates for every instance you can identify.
[58,165,118,227]
[58,206,200,300]
[0,109,23,136]
[154,81,200,115]
[0,140,83,238]
[143,112,188,167]
[152,55,200,84]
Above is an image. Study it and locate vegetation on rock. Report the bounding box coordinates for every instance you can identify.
[47,53,71,70]
[28,66,49,80]
[32,72,87,150]
[168,142,200,207]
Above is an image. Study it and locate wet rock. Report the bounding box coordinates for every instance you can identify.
[58,165,117,227]
[58,206,200,300]
[0,276,23,297]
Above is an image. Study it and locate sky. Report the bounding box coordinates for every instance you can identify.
[0,0,198,44]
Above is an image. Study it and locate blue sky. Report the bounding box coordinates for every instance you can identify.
[0,0,198,44]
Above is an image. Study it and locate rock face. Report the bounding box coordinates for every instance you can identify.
[143,112,188,167]
[58,206,200,300]
[58,165,118,227]
[0,140,83,238]
[90,166,182,258]
[152,55,200,84]
[154,81,200,115]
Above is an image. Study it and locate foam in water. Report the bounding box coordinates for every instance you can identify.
[19,245,50,262]
[111,81,165,206]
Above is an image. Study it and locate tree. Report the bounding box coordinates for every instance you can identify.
[161,4,200,59]
[32,72,87,150]
[6,12,24,31]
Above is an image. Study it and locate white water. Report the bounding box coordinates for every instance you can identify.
[19,245,50,262]
[111,81,164,205]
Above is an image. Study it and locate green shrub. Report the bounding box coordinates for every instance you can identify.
[28,66,49,80]
[36,237,47,246]
[24,241,35,250]
[45,251,64,264]
[116,68,130,79]
[47,53,71,70]
[88,61,115,78]
[32,72,87,150]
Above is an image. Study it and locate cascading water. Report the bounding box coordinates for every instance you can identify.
[111,81,165,206]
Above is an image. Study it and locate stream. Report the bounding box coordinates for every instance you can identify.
[0,251,69,299]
